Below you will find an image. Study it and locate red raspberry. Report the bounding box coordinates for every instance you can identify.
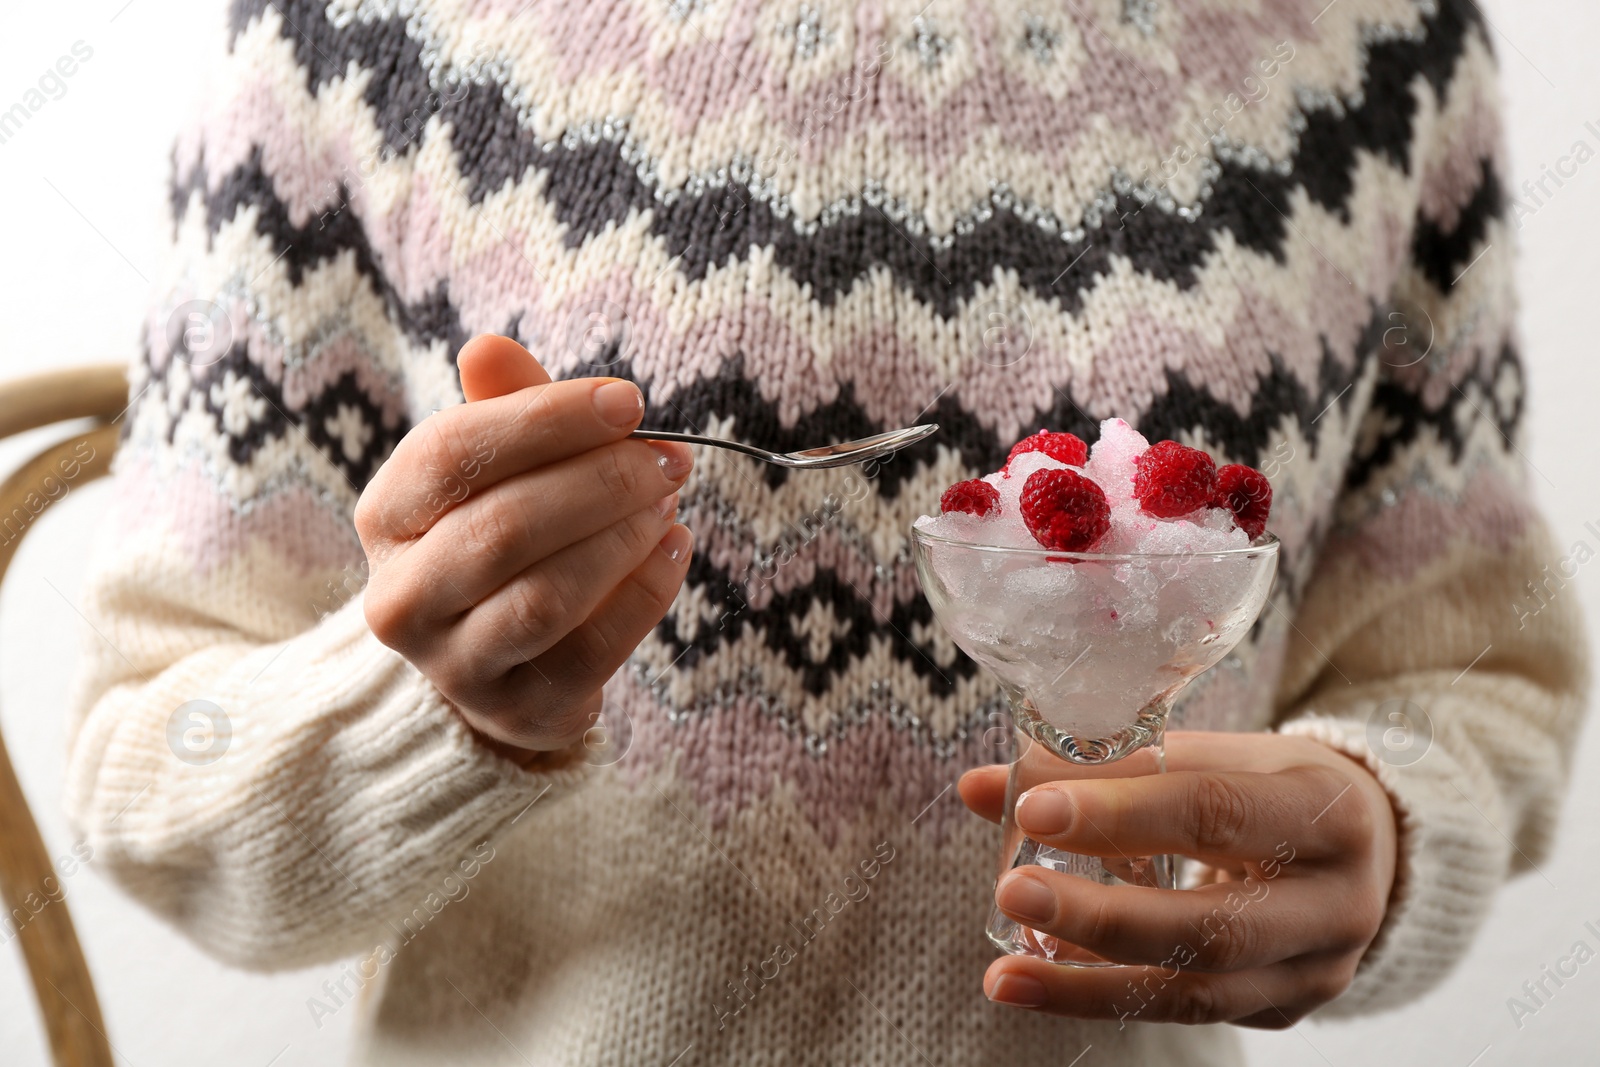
[1133,441,1217,518]
[940,479,1000,517]
[1020,469,1110,552]
[1213,464,1272,539]
[1005,430,1088,472]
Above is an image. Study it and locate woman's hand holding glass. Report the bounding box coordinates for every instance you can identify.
[959,730,1398,1028]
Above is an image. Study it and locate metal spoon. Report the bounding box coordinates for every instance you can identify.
[628,424,939,470]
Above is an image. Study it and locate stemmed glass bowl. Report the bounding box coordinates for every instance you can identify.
[912,527,1279,965]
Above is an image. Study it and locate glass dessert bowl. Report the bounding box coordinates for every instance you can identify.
[913,528,1279,964]
[912,418,1280,966]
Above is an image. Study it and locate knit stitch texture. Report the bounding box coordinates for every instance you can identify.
[66,1,1588,1063]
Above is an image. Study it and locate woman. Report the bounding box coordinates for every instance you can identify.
[68,0,1586,1063]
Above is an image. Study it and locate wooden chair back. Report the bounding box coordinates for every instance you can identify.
[0,363,128,1067]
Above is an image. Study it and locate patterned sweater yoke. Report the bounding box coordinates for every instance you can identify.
[65,1,1587,1064]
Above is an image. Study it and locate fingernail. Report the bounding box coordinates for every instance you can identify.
[653,492,679,520]
[593,380,643,427]
[987,973,1048,1008]
[652,442,693,481]
[660,523,693,563]
[996,872,1055,925]
[1016,789,1073,836]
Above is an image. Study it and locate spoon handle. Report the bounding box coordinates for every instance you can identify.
[628,429,776,462]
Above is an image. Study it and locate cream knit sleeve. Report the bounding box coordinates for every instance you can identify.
[62,31,579,970]
[1272,41,1589,1013]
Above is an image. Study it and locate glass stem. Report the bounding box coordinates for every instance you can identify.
[986,717,1172,966]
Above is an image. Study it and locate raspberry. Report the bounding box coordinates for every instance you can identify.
[1133,441,1217,518]
[1005,430,1088,472]
[939,479,1001,517]
[1020,469,1110,552]
[1213,464,1272,539]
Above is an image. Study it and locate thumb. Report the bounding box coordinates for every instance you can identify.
[458,334,552,401]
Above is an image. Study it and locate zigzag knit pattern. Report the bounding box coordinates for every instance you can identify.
[66,1,1588,1063]
[129,0,1519,819]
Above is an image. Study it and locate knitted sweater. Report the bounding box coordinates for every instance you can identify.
[67,0,1588,1063]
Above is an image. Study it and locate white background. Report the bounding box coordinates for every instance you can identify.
[1,3,1596,1065]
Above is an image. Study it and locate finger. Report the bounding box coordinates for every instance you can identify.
[472,684,605,756]
[474,689,599,768]
[1012,764,1357,863]
[1230,954,1358,1030]
[992,865,1336,972]
[983,954,1340,1027]
[484,524,694,745]
[393,438,692,613]
[447,496,680,672]
[958,765,1009,825]
[362,379,690,543]
[458,334,551,401]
